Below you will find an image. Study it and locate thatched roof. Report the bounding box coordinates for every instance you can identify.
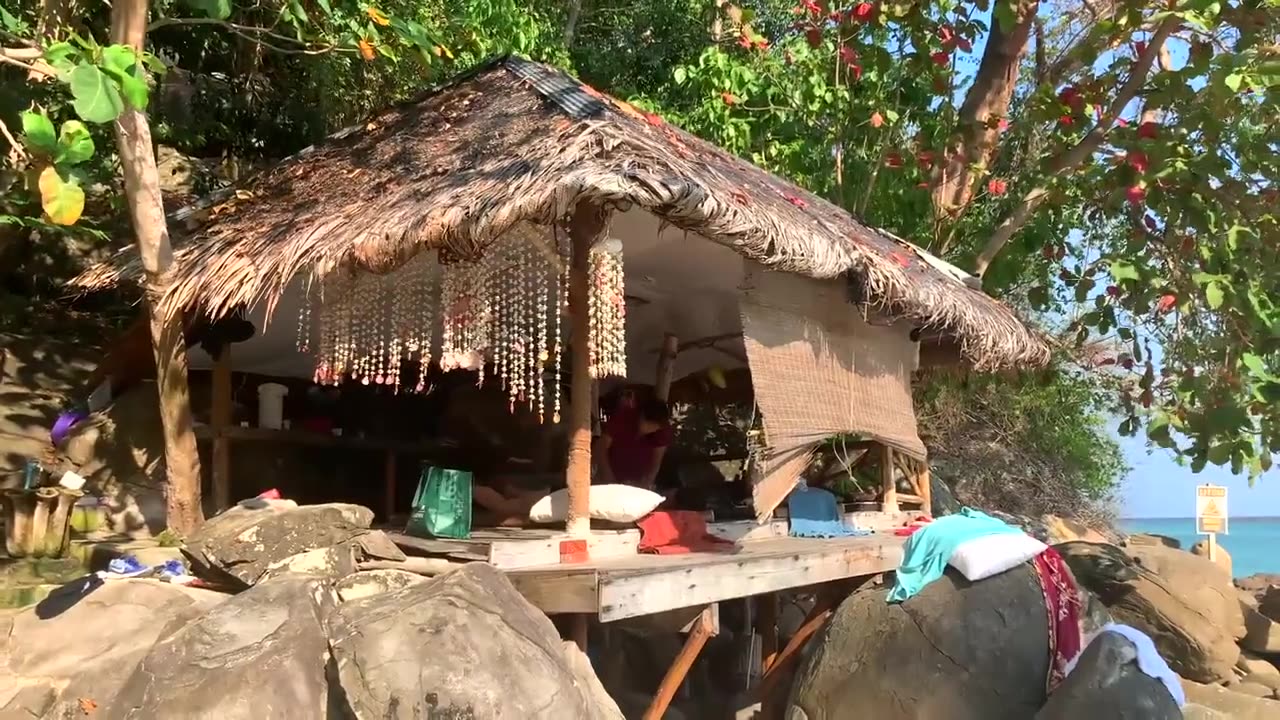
[73,55,1049,371]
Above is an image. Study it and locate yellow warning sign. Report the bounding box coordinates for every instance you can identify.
[1195,485,1229,536]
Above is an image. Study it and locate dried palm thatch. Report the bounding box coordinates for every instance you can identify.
[73,56,1049,371]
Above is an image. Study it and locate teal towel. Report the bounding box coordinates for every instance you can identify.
[887,507,1022,603]
[787,486,868,538]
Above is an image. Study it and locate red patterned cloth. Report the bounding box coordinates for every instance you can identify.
[1033,547,1083,692]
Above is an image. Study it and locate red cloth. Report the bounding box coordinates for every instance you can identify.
[1033,547,1083,692]
[603,409,672,486]
[637,511,733,554]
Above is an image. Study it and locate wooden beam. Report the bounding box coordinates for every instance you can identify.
[654,333,678,402]
[642,607,715,720]
[916,461,933,516]
[879,444,899,514]
[211,346,232,511]
[565,201,609,537]
[757,589,842,709]
[568,613,590,654]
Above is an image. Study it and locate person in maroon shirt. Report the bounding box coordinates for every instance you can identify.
[595,391,673,491]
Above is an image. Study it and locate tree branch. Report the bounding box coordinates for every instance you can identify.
[971,16,1180,277]
[0,116,28,165]
[146,17,338,55]
[0,52,56,78]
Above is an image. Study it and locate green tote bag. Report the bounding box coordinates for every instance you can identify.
[405,465,473,540]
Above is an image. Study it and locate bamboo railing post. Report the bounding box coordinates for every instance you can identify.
[565,201,609,537]
[879,444,898,514]
[211,346,232,511]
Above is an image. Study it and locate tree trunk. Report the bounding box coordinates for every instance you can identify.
[930,1,1038,247]
[111,0,205,536]
[563,0,583,49]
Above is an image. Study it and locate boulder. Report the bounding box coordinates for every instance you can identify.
[1035,631,1181,720]
[787,566,1052,720]
[1230,681,1275,699]
[106,575,339,720]
[1183,679,1280,720]
[1128,534,1182,550]
[334,568,427,603]
[1259,586,1280,622]
[327,563,623,719]
[1041,514,1111,545]
[1241,673,1280,692]
[1237,651,1280,681]
[181,501,384,588]
[1181,704,1231,720]
[1057,542,1243,683]
[1242,605,1280,654]
[1190,540,1232,576]
[0,578,226,718]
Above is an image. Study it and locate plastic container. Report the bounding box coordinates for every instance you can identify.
[257,383,289,430]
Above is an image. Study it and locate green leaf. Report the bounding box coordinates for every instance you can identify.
[1224,73,1244,92]
[1207,442,1232,466]
[98,45,149,110]
[1110,259,1140,283]
[37,166,85,226]
[0,5,25,32]
[994,0,1018,31]
[673,67,687,85]
[1205,281,1225,310]
[187,0,232,20]
[54,121,95,165]
[20,112,58,155]
[43,41,78,74]
[68,63,125,123]
[1242,353,1273,380]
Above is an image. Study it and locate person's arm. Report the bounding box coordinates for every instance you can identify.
[593,433,616,484]
[641,445,668,491]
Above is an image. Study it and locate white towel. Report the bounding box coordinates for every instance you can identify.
[1066,623,1185,707]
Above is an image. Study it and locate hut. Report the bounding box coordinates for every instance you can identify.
[73,55,1048,712]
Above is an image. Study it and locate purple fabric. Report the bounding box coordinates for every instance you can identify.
[51,411,87,446]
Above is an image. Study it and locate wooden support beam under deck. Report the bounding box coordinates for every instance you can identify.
[642,607,716,720]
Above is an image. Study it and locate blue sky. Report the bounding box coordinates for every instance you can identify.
[1119,434,1280,518]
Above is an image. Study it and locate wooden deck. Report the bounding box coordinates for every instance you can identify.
[504,533,905,621]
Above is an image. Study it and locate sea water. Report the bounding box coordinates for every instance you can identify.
[1120,516,1280,579]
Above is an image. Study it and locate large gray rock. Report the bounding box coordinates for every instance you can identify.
[105,575,339,720]
[0,579,226,718]
[786,566,1052,720]
[1035,631,1182,719]
[1057,542,1243,683]
[327,563,623,719]
[1243,605,1280,654]
[181,501,384,588]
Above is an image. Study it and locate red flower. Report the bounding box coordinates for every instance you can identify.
[839,46,858,67]
[938,25,955,44]
[1106,285,1122,298]
[916,181,930,188]
[738,33,753,49]
[753,38,770,50]
[870,111,884,128]
[1134,40,1147,56]
[721,92,738,105]
[829,10,844,22]
[956,37,973,52]
[884,152,904,168]
[1156,294,1177,313]
[998,118,1010,132]
[806,27,823,48]
[1058,115,1074,126]
[1127,150,1149,173]
[849,63,863,81]
[915,150,935,169]
[987,178,1008,196]
[800,0,822,16]
[930,51,950,67]
[851,2,875,21]
[1137,121,1159,139]
[1126,185,1147,205]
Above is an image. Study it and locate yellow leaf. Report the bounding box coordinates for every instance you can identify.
[38,166,85,226]
[358,39,376,61]
[432,44,454,60]
[365,7,390,26]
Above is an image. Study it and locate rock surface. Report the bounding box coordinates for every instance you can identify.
[1127,533,1183,550]
[181,501,385,588]
[1242,605,1280,654]
[1034,631,1181,719]
[1057,542,1243,683]
[1182,679,1280,720]
[327,563,623,719]
[787,566,1051,720]
[106,575,339,720]
[1259,586,1280,623]
[0,579,226,718]
[1190,540,1232,576]
[334,568,428,603]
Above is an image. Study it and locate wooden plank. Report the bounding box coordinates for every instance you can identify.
[210,347,232,511]
[506,569,599,614]
[706,519,788,543]
[597,536,902,621]
[615,603,720,636]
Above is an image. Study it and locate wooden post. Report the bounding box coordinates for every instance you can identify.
[642,608,715,720]
[569,613,590,654]
[565,201,609,537]
[916,460,932,516]
[879,444,899,514]
[654,333,678,402]
[383,450,397,522]
[757,592,779,676]
[211,347,232,511]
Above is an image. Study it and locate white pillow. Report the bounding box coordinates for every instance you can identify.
[528,484,664,524]
[948,533,1048,581]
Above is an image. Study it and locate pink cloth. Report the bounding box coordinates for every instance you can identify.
[1033,547,1083,692]
[637,511,733,555]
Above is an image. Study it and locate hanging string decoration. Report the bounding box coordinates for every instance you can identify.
[588,238,627,379]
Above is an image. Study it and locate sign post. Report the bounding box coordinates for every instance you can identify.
[1195,484,1229,562]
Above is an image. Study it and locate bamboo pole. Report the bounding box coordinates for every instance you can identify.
[879,444,899,514]
[654,333,678,402]
[211,346,232,511]
[565,202,609,537]
[642,608,715,720]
